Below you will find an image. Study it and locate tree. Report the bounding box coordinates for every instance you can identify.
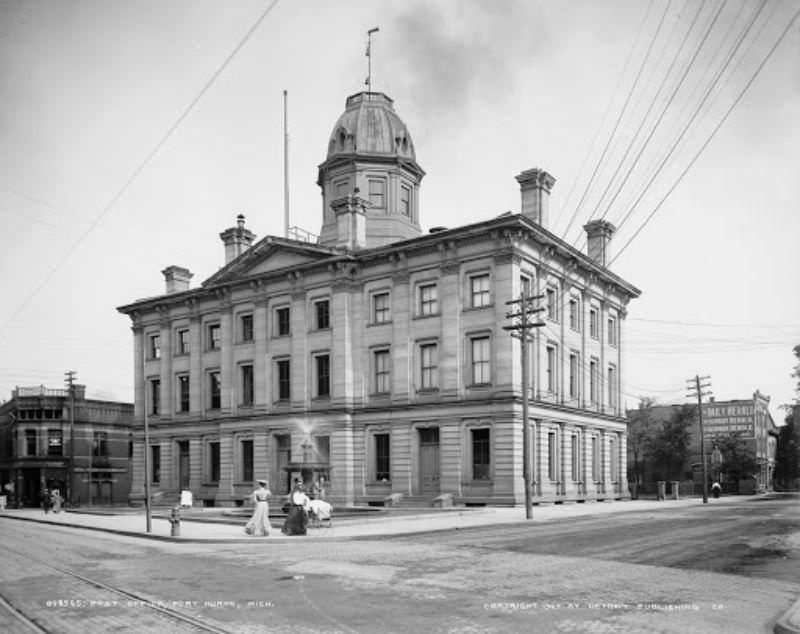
[627,397,656,498]
[716,432,759,494]
[774,413,799,490]
[649,404,695,481]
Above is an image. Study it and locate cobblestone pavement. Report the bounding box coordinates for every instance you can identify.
[0,495,798,634]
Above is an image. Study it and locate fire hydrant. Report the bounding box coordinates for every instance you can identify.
[169,505,181,537]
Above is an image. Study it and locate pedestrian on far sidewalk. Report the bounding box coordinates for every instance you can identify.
[711,482,721,499]
[41,488,52,514]
[50,489,63,513]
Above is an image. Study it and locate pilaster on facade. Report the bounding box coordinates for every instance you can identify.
[439,261,462,399]
[391,275,411,403]
[254,300,269,407]
[290,291,308,410]
[220,307,234,414]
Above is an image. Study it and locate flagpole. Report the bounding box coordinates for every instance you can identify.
[366,27,379,92]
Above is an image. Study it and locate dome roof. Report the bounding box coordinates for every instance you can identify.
[326,92,416,161]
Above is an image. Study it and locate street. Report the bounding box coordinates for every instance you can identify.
[0,495,798,633]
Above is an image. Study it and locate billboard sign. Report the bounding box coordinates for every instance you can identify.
[702,403,754,439]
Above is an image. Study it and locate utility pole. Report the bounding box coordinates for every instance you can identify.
[64,371,76,506]
[687,375,712,504]
[504,290,545,519]
[143,345,152,533]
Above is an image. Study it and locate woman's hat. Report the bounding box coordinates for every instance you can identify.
[257,479,268,486]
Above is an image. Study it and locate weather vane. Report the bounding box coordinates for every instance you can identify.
[365,27,380,92]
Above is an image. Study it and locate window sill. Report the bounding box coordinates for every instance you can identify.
[463,304,493,312]
[367,320,392,328]
[413,313,440,320]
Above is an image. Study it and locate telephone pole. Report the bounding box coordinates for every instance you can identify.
[504,290,545,519]
[687,375,712,504]
[64,370,77,506]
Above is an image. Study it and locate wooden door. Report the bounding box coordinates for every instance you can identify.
[419,428,440,495]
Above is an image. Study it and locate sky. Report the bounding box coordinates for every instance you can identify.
[0,0,798,419]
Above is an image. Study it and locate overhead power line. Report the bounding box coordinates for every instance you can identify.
[0,0,282,335]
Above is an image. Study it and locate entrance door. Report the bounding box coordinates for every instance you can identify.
[178,441,190,488]
[419,428,440,495]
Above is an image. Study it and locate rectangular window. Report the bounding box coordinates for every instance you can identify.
[470,274,490,308]
[610,436,618,482]
[400,185,410,216]
[240,314,254,342]
[47,429,62,456]
[608,316,618,346]
[471,336,491,385]
[93,431,108,458]
[592,436,601,482]
[419,283,438,316]
[368,178,385,209]
[178,375,190,412]
[373,292,390,323]
[25,429,36,456]
[276,307,290,336]
[150,378,160,415]
[548,431,557,481]
[209,371,221,409]
[569,352,579,399]
[589,358,599,403]
[241,364,254,406]
[241,439,254,483]
[472,428,490,480]
[546,287,558,321]
[315,300,330,330]
[149,334,161,359]
[375,433,390,481]
[209,441,220,483]
[420,343,438,390]
[608,365,617,410]
[277,359,291,401]
[177,329,189,355]
[569,298,580,331]
[151,445,160,484]
[374,349,390,394]
[208,323,221,350]
[589,308,599,339]
[546,345,557,393]
[571,434,580,481]
[315,354,331,398]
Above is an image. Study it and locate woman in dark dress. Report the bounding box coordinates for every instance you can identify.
[282,479,310,536]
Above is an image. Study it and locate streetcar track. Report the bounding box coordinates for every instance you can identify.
[2,544,235,634]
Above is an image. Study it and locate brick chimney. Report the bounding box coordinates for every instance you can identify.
[330,191,367,251]
[516,168,556,228]
[583,219,615,267]
[162,265,193,294]
[219,214,256,264]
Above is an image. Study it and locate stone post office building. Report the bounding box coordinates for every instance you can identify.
[118,91,640,507]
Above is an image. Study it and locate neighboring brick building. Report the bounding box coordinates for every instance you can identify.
[627,391,779,495]
[118,91,640,507]
[0,385,133,507]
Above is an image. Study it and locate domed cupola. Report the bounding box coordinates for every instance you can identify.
[318,92,425,248]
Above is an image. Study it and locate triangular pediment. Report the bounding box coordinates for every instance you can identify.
[202,236,339,287]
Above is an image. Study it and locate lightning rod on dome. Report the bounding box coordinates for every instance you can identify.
[365,27,380,92]
[283,89,289,239]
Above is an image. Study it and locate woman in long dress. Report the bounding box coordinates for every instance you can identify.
[246,479,272,536]
[282,479,310,536]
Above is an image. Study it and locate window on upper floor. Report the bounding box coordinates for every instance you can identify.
[400,185,411,216]
[240,314,254,342]
[546,287,558,321]
[276,359,291,401]
[368,178,386,209]
[241,364,254,406]
[520,274,533,298]
[149,334,161,359]
[47,429,62,456]
[209,371,221,409]
[470,273,491,308]
[177,375,190,412]
[315,354,330,398]
[418,283,438,316]
[589,358,599,403]
[470,336,491,385]
[608,365,618,410]
[372,292,390,324]
[569,352,579,399]
[569,298,580,331]
[373,349,390,394]
[608,315,618,346]
[93,431,108,458]
[207,323,221,350]
[177,328,190,355]
[150,378,160,415]
[589,308,599,339]
[314,300,330,330]
[25,429,37,456]
[546,344,557,393]
[275,306,291,336]
[419,342,439,390]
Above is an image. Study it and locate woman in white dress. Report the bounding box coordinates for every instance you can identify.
[246,479,272,536]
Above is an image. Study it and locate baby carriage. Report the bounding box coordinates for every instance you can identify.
[307,499,333,528]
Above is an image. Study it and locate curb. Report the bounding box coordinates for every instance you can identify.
[775,598,800,634]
